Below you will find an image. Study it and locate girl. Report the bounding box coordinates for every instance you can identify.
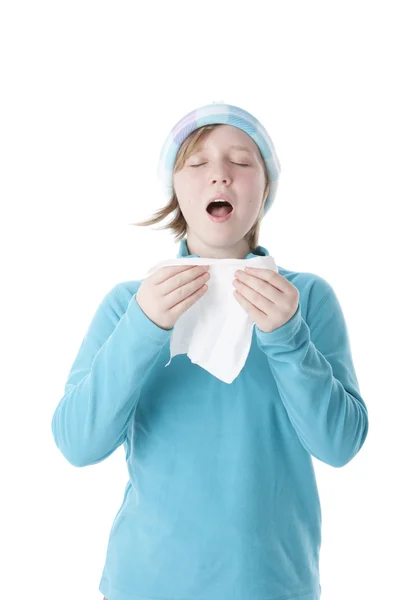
[51,101,369,600]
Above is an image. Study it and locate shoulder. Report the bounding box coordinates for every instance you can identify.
[104,280,143,313]
[88,280,143,326]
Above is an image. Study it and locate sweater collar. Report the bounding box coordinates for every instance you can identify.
[176,238,270,259]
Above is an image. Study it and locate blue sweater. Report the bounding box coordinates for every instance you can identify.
[51,238,369,600]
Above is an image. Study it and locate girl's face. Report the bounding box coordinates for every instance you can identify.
[173,125,267,259]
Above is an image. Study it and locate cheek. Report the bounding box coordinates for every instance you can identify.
[181,173,203,195]
[174,174,201,209]
[236,172,256,194]
[242,170,265,194]
[173,175,188,198]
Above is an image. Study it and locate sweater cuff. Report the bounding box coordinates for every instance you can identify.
[255,302,302,348]
[126,293,174,345]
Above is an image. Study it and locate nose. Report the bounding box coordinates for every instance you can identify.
[211,166,232,186]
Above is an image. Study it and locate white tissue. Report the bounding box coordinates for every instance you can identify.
[146,255,278,384]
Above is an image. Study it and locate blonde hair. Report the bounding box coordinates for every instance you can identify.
[131,124,270,251]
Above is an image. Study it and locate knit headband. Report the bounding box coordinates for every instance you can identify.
[157,101,281,218]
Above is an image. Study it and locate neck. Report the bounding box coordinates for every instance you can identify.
[186,232,252,259]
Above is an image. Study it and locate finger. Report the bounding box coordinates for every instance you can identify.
[244,267,289,293]
[159,266,209,297]
[169,281,209,318]
[237,271,281,304]
[151,264,197,284]
[233,289,268,322]
[163,270,210,309]
[234,279,274,315]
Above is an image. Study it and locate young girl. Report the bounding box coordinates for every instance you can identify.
[51,101,369,600]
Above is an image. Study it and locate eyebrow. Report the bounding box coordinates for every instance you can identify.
[193,144,253,155]
[229,145,253,152]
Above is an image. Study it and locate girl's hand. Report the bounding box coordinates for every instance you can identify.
[136,265,210,331]
[232,267,299,333]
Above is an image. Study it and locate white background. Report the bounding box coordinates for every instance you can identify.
[1,1,398,599]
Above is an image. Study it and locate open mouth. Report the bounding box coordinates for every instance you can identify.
[206,200,233,217]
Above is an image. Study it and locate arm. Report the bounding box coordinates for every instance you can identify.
[51,284,172,467]
[255,279,369,468]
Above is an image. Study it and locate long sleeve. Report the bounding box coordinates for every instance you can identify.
[255,279,369,468]
[51,284,172,467]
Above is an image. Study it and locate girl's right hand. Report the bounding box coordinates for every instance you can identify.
[136,265,210,331]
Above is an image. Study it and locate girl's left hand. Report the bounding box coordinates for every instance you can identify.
[233,267,299,333]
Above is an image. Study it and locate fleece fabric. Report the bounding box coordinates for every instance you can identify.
[51,238,369,600]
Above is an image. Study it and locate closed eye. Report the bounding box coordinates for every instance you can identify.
[190,162,249,168]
